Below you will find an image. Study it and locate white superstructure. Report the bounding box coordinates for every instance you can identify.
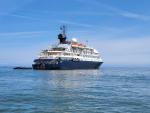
[38,38,102,62]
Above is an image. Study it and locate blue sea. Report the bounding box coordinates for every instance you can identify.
[0,67,150,113]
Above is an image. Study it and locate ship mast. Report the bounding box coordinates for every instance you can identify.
[58,25,67,44]
[61,25,66,38]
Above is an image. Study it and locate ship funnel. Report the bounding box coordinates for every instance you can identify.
[58,25,67,43]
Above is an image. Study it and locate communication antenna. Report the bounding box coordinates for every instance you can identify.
[86,40,88,45]
[60,25,67,38]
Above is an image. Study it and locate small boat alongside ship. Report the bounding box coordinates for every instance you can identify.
[13,67,32,70]
[32,26,103,70]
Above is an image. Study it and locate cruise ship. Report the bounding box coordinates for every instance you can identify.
[32,26,103,70]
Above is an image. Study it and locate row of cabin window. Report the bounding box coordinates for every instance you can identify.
[43,53,60,55]
[71,51,94,55]
[71,48,94,54]
[52,48,65,51]
[82,55,99,59]
[43,52,99,59]
[63,53,99,59]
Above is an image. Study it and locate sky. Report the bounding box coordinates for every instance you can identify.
[0,0,150,67]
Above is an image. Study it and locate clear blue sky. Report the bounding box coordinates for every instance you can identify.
[0,0,150,66]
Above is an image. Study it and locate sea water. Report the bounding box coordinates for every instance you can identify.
[0,67,150,113]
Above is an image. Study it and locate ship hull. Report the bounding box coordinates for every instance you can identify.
[32,59,103,70]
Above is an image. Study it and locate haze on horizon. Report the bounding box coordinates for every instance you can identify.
[0,0,150,67]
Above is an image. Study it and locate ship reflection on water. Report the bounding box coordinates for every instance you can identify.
[39,69,102,89]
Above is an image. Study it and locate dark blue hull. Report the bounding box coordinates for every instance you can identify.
[32,59,103,70]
